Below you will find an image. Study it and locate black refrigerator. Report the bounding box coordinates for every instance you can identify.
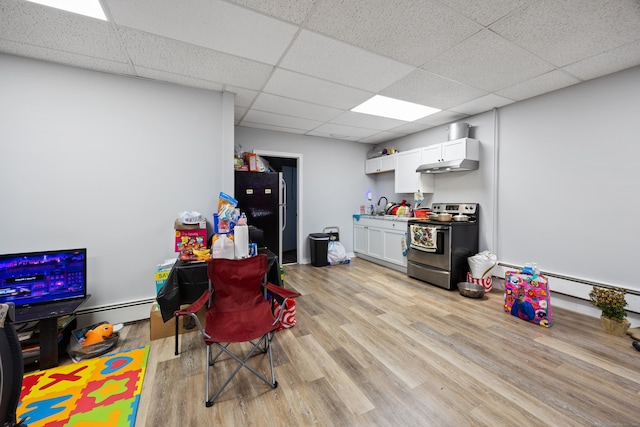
[234,171,285,262]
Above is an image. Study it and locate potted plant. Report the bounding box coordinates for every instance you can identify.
[589,286,630,336]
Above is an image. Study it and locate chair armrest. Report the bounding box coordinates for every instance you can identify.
[264,282,301,299]
[174,289,212,340]
[175,289,212,316]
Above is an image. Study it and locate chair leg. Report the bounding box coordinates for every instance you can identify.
[174,313,180,355]
[210,343,229,365]
[267,332,277,388]
[205,345,212,407]
[204,334,277,407]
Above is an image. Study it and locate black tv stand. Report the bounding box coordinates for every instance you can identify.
[39,316,68,369]
[18,315,78,370]
[15,295,90,369]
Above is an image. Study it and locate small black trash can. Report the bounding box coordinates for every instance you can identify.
[309,233,330,267]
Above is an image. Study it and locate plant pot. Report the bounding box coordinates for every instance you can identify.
[600,315,631,336]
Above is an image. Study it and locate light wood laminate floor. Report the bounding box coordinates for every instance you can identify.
[97,258,640,426]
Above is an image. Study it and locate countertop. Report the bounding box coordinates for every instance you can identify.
[353,214,410,222]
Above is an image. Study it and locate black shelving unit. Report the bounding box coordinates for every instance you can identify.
[18,315,77,370]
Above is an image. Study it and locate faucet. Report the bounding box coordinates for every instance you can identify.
[377,197,388,214]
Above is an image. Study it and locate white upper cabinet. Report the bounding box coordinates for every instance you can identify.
[421,144,442,164]
[421,138,480,164]
[365,154,396,174]
[394,148,434,194]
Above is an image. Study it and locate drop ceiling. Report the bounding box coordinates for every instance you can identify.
[2,0,640,143]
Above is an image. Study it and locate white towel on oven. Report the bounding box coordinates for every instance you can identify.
[410,225,437,252]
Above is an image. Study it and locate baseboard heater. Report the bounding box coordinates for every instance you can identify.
[498,263,640,315]
[74,298,156,324]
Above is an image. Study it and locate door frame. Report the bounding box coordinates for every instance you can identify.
[254,150,302,264]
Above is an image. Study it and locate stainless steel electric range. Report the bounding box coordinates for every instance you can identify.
[407,203,479,290]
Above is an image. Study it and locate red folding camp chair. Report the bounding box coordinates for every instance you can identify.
[175,254,301,407]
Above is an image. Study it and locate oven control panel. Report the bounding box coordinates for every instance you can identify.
[431,203,478,215]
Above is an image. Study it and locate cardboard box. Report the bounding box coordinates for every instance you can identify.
[174,219,207,230]
[174,229,207,252]
[149,302,206,341]
[174,219,207,252]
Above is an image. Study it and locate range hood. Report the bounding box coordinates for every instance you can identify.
[416,158,479,174]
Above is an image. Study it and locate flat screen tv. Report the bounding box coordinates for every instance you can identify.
[0,248,87,308]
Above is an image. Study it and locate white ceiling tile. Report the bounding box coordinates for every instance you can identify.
[389,121,435,135]
[380,68,488,109]
[449,94,514,115]
[305,130,359,141]
[359,131,408,144]
[414,110,469,126]
[0,0,129,62]
[252,93,343,122]
[490,0,640,67]
[239,121,308,135]
[307,122,379,140]
[280,30,415,92]
[0,40,136,75]
[104,0,298,65]
[422,29,555,92]
[225,86,259,108]
[262,69,372,109]
[119,28,273,90]
[133,67,225,91]
[225,0,316,24]
[496,70,580,101]
[563,41,640,81]
[234,106,247,124]
[304,0,483,66]
[330,111,407,131]
[438,0,530,26]
[4,0,640,145]
[242,110,323,131]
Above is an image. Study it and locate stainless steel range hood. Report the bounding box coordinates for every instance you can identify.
[416,158,479,174]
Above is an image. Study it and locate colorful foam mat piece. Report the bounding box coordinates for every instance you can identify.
[18,346,149,427]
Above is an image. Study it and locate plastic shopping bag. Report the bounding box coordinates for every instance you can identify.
[468,251,498,292]
[327,241,349,265]
[273,299,297,330]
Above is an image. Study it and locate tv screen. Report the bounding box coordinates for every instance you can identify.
[0,248,87,308]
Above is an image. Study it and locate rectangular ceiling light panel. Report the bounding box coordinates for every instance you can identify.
[351,95,441,122]
[25,0,108,20]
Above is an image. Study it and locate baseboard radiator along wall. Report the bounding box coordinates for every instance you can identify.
[73,267,640,328]
[495,263,640,319]
[74,298,155,328]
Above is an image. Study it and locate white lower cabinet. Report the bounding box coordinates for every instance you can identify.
[355,224,383,258]
[382,229,406,266]
[353,217,407,272]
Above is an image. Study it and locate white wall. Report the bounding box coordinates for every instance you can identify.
[0,54,232,324]
[235,127,372,262]
[237,65,640,297]
[497,66,639,291]
[385,66,640,319]
[3,52,638,323]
